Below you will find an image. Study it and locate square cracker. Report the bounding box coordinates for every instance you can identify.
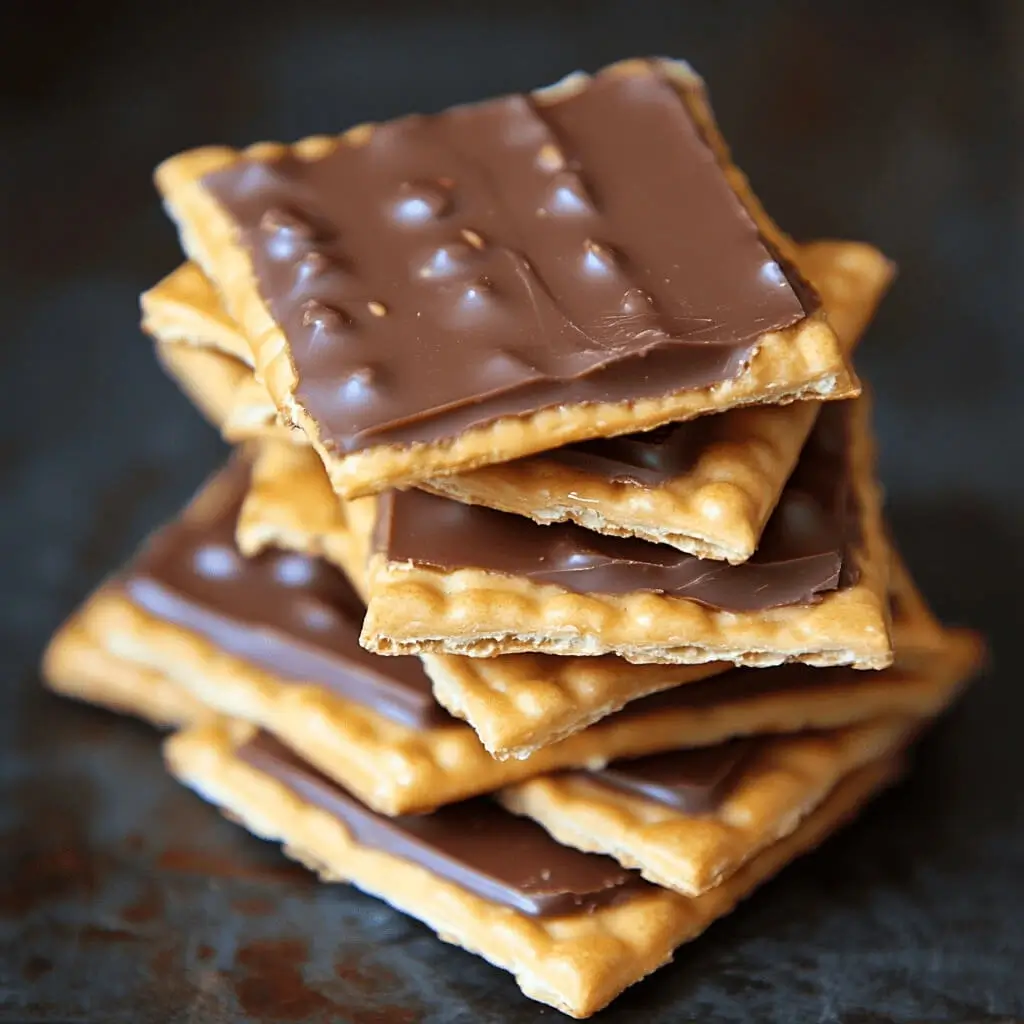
[423,241,893,562]
[235,439,936,759]
[154,58,855,499]
[166,715,903,1018]
[142,241,884,563]
[47,573,976,815]
[237,438,727,759]
[360,394,892,668]
[501,718,922,898]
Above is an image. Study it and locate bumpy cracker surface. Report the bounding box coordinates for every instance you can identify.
[154,59,854,499]
[235,443,965,758]
[41,611,209,727]
[166,716,902,1018]
[144,242,873,535]
[52,573,976,816]
[238,440,729,758]
[236,439,374,589]
[424,241,892,562]
[361,395,892,668]
[502,718,916,897]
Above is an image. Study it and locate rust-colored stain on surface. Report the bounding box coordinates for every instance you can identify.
[0,847,99,916]
[231,895,276,916]
[233,938,342,1020]
[157,847,311,884]
[120,879,165,924]
[22,955,54,981]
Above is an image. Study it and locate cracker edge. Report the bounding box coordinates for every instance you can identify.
[361,393,892,668]
[165,715,904,1018]
[154,58,855,499]
[422,240,892,562]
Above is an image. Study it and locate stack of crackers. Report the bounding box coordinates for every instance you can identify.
[43,58,984,1018]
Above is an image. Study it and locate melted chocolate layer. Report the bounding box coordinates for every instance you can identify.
[545,419,718,485]
[586,740,754,813]
[238,731,648,916]
[376,403,857,611]
[202,62,815,453]
[123,458,448,728]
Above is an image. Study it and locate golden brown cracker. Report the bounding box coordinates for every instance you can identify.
[41,610,209,727]
[166,715,902,1018]
[500,718,915,897]
[423,241,892,562]
[361,395,892,668]
[154,59,855,499]
[67,580,975,815]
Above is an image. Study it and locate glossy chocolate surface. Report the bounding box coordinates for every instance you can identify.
[376,403,857,611]
[544,419,719,485]
[123,459,448,727]
[586,740,754,813]
[238,731,649,916]
[203,62,815,452]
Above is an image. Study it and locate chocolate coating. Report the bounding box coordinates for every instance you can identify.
[238,731,649,916]
[122,458,448,728]
[202,62,815,453]
[544,419,717,485]
[586,740,754,813]
[376,404,857,612]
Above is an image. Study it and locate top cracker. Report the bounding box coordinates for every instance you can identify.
[156,58,855,498]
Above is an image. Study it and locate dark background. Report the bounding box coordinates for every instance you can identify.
[2,1,1022,1021]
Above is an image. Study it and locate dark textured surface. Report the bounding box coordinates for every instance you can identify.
[1,1,1021,1021]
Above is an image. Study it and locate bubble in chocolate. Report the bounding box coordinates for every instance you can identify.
[392,181,451,226]
[543,173,592,217]
[458,277,496,313]
[339,365,381,405]
[193,543,242,581]
[293,250,333,288]
[481,348,539,382]
[260,207,318,261]
[620,287,655,317]
[294,598,339,632]
[301,300,350,333]
[581,240,620,278]
[759,260,788,287]
[416,242,476,280]
[272,553,317,588]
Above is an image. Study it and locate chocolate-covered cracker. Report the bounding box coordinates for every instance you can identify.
[43,458,973,812]
[155,58,854,498]
[362,395,892,668]
[501,718,924,897]
[167,716,905,1017]
[143,242,884,562]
